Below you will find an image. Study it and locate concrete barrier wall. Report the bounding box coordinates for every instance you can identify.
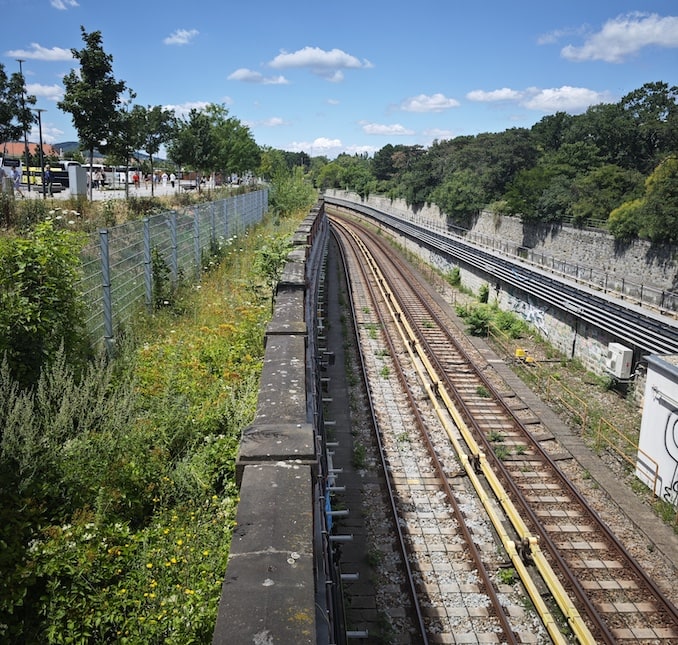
[327,190,678,293]
[212,203,335,644]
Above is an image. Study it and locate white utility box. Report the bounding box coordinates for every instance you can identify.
[605,342,633,379]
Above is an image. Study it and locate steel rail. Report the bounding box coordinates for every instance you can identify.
[333,219,521,644]
[347,213,678,643]
[325,197,678,357]
[330,228,429,644]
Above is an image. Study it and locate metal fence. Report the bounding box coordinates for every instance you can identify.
[445,221,678,314]
[78,189,268,349]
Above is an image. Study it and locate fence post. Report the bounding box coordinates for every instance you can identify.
[211,201,217,251]
[99,228,114,354]
[169,211,178,290]
[193,208,201,282]
[144,217,152,310]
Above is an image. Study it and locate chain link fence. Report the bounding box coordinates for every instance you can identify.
[78,189,268,349]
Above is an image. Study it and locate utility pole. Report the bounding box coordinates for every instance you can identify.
[16,58,31,193]
[33,108,47,199]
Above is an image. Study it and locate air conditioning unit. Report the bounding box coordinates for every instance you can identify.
[605,342,633,379]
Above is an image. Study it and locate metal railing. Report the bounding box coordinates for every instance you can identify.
[78,189,268,348]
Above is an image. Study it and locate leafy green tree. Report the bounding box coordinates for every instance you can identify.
[432,170,485,222]
[167,107,215,182]
[609,198,643,241]
[504,165,554,220]
[640,156,678,243]
[209,104,260,179]
[532,111,574,152]
[620,82,678,171]
[572,164,644,226]
[106,93,144,198]
[564,102,639,171]
[58,27,128,198]
[258,146,288,181]
[134,105,176,196]
[373,144,398,181]
[535,174,575,222]
[0,222,87,388]
[0,63,36,146]
[167,104,259,187]
[269,165,316,218]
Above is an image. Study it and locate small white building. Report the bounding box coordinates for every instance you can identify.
[636,354,678,510]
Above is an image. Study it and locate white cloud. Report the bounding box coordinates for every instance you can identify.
[360,122,415,136]
[50,0,78,9]
[227,68,289,85]
[399,93,460,112]
[163,101,211,119]
[27,83,64,102]
[561,12,678,62]
[522,86,612,112]
[466,88,522,102]
[29,122,64,145]
[163,29,199,46]
[5,43,73,61]
[268,46,372,81]
[254,117,288,127]
[286,136,342,152]
[466,85,611,113]
[423,128,455,140]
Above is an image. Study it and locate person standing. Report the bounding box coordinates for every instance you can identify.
[44,166,52,196]
[169,172,176,189]
[12,167,24,198]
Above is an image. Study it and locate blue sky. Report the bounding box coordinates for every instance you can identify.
[2,0,677,159]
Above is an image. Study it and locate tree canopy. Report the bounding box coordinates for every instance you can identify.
[58,27,128,187]
[308,81,678,244]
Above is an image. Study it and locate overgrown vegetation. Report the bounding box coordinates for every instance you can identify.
[0,174,316,642]
[456,301,529,339]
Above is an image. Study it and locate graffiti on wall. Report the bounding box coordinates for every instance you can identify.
[508,295,549,336]
[662,408,678,507]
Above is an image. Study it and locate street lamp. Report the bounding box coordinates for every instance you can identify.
[16,59,31,193]
[33,108,46,199]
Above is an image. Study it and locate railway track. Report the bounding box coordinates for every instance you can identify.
[330,211,678,644]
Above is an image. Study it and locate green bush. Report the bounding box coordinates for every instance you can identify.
[0,221,88,387]
[461,304,493,336]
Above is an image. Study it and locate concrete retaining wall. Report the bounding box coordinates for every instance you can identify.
[328,190,678,293]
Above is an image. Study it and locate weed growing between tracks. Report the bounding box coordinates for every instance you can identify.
[0,209,307,643]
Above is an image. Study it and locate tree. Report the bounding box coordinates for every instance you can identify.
[105,93,143,199]
[134,105,176,196]
[258,147,288,181]
[167,104,259,188]
[0,63,36,147]
[209,104,260,180]
[167,107,215,185]
[58,27,128,199]
[640,156,678,243]
[621,82,678,171]
[431,170,485,223]
[571,164,644,226]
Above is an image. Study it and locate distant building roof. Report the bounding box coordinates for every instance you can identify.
[1,141,60,160]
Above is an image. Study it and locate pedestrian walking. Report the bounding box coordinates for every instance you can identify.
[170,172,176,189]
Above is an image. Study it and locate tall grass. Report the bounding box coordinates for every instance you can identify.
[0,207,308,643]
